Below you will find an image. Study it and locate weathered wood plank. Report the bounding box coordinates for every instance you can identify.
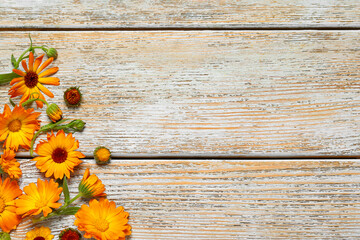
[0,31,359,156]
[0,1,359,28]
[9,159,360,239]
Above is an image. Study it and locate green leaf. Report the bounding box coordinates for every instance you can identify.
[11,54,16,68]
[63,176,70,205]
[0,72,19,85]
[59,207,80,215]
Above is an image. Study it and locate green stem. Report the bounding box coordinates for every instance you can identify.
[22,97,49,107]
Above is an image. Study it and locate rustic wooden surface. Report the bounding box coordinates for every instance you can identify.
[0,31,359,157]
[9,160,360,239]
[1,1,360,239]
[0,1,359,28]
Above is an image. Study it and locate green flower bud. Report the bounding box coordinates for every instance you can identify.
[69,119,86,131]
[46,47,58,60]
[46,103,63,122]
[0,232,11,240]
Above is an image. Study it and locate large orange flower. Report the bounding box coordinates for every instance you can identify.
[33,130,85,179]
[9,52,59,108]
[0,149,22,179]
[0,177,22,233]
[74,198,131,240]
[0,104,41,151]
[15,178,62,218]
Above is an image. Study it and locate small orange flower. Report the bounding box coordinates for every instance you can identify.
[94,146,111,165]
[0,177,22,233]
[79,168,106,198]
[15,178,63,218]
[0,104,41,151]
[74,198,131,240]
[25,226,54,240]
[33,130,85,179]
[10,52,59,108]
[0,149,22,179]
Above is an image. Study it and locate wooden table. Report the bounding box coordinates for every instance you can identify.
[1,1,360,239]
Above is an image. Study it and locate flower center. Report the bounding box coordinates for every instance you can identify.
[95,219,109,232]
[35,199,47,209]
[52,148,68,163]
[8,119,22,132]
[24,71,38,88]
[65,89,81,105]
[0,197,5,213]
[34,237,45,240]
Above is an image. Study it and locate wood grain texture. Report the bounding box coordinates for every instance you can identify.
[0,1,359,28]
[0,31,359,156]
[8,159,360,239]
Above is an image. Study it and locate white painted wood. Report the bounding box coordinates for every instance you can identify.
[0,1,359,28]
[0,31,359,156]
[8,159,360,239]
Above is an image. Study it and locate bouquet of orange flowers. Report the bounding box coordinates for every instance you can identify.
[0,35,131,240]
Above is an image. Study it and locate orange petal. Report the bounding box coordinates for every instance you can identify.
[37,83,54,98]
[38,77,59,86]
[28,52,34,71]
[12,69,26,77]
[10,77,24,85]
[21,60,28,72]
[38,67,58,78]
[33,54,44,72]
[36,57,53,74]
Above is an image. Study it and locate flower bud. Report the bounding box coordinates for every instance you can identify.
[64,87,82,107]
[94,146,111,164]
[70,119,86,131]
[59,228,82,240]
[46,47,58,60]
[78,168,106,198]
[0,232,11,240]
[46,103,63,122]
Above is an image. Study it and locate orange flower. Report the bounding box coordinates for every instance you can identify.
[74,198,131,240]
[0,177,22,233]
[25,226,54,240]
[9,52,59,108]
[0,104,41,151]
[0,149,22,179]
[79,168,106,198]
[15,178,62,218]
[33,130,85,179]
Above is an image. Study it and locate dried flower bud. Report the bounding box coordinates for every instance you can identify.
[94,146,111,164]
[78,168,106,198]
[0,232,10,240]
[59,228,82,240]
[46,103,63,122]
[46,47,58,60]
[64,87,82,107]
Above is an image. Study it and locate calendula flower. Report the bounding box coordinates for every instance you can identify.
[46,103,63,122]
[74,198,131,240]
[0,149,22,179]
[94,146,111,165]
[33,130,85,179]
[9,52,59,108]
[59,228,82,240]
[25,226,54,240]
[0,104,41,151]
[0,177,22,233]
[15,178,63,218]
[64,87,82,107]
[79,168,106,198]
